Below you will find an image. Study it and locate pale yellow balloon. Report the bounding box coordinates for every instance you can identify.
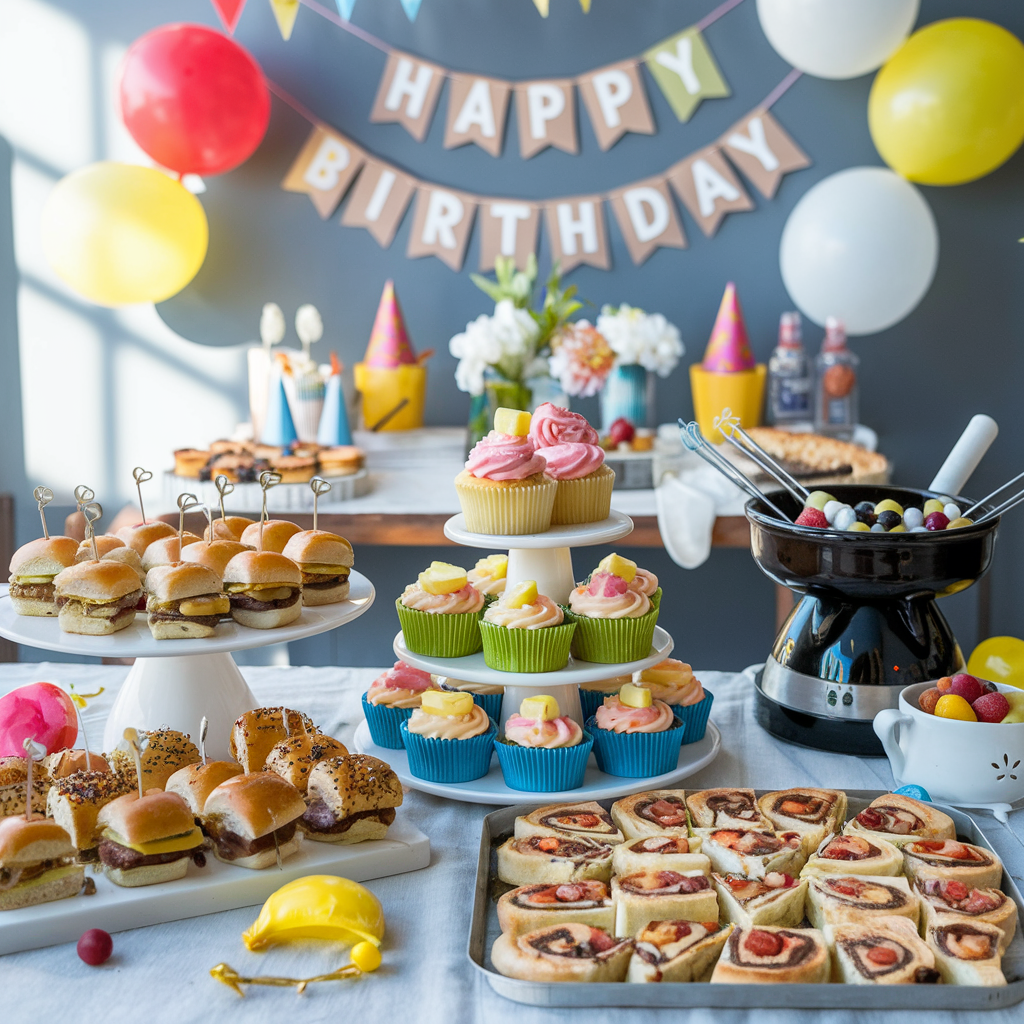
[41,162,208,306]
[967,636,1024,691]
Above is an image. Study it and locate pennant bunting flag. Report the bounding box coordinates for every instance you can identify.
[577,60,655,151]
[533,0,550,15]
[335,0,356,18]
[545,196,610,272]
[282,126,366,218]
[579,0,591,10]
[211,0,246,33]
[443,74,512,157]
[399,0,423,20]
[719,109,811,199]
[269,0,300,40]
[608,176,686,265]
[478,199,541,271]
[340,157,417,247]
[644,28,730,122]
[406,186,478,270]
[667,146,753,238]
[370,50,446,142]
[514,79,578,159]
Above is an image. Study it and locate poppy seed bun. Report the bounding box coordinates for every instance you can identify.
[116,521,176,555]
[203,772,306,840]
[146,562,224,602]
[108,728,201,791]
[0,815,76,864]
[239,520,302,553]
[223,550,301,586]
[204,517,255,542]
[182,540,248,578]
[265,733,349,792]
[98,789,198,845]
[166,760,244,815]
[282,530,354,568]
[53,559,142,601]
[9,536,79,576]
[141,534,202,572]
[74,535,125,563]
[307,754,403,817]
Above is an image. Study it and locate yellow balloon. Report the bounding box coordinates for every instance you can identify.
[869,18,1024,186]
[967,636,1024,690]
[41,162,208,306]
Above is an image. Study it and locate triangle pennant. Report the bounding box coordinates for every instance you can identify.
[211,0,246,32]
[335,0,356,17]
[533,0,550,15]
[579,0,592,10]
[399,0,423,19]
[269,0,300,40]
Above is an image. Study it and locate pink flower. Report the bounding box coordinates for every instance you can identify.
[548,321,615,398]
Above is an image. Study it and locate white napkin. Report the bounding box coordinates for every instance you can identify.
[655,467,748,569]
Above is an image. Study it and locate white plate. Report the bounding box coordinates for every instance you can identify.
[0,573,375,658]
[353,720,721,806]
[393,626,673,687]
[0,815,429,955]
[443,511,634,550]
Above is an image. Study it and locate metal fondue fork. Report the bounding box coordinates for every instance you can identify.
[713,408,810,506]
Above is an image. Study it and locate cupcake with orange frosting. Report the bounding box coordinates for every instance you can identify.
[579,674,633,720]
[529,403,615,525]
[401,690,497,783]
[455,408,556,535]
[361,661,440,749]
[396,561,485,657]
[634,659,714,743]
[466,553,507,601]
[495,695,593,792]
[566,554,661,664]
[479,580,576,673]
[588,682,683,778]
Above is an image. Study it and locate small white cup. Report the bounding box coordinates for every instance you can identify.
[873,681,1024,821]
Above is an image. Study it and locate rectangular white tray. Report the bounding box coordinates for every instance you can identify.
[0,816,429,955]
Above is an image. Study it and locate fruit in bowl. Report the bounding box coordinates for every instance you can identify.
[917,672,1020,724]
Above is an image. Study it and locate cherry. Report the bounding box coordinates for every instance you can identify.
[77,929,113,966]
[607,418,635,446]
[925,511,949,531]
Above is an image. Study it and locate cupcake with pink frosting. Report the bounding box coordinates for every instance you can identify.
[396,561,485,658]
[454,409,556,536]
[634,659,714,743]
[479,580,576,673]
[494,695,593,792]
[565,554,661,664]
[529,403,615,525]
[361,660,440,749]
[587,682,683,778]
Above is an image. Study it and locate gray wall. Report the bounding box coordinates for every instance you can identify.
[6,0,1023,669]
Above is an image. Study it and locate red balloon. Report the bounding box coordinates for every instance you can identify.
[120,23,270,177]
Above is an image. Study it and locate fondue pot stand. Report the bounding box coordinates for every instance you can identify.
[745,485,999,756]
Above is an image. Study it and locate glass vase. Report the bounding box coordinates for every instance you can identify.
[600,364,652,433]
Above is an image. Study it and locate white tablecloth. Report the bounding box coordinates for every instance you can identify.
[1,664,1022,1024]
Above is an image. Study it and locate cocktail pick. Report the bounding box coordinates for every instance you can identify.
[74,485,95,509]
[199,716,209,765]
[69,683,105,772]
[257,471,282,552]
[81,502,103,562]
[210,961,363,997]
[177,493,200,553]
[22,736,45,820]
[123,727,147,799]
[215,475,235,527]
[712,408,810,505]
[133,468,154,524]
[33,486,53,539]
[310,476,331,532]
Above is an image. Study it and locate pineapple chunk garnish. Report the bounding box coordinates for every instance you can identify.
[493,408,532,437]
[421,691,474,717]
[520,695,560,721]
[619,683,653,709]
[597,552,637,583]
[419,561,468,595]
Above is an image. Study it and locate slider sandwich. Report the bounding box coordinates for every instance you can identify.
[53,560,144,635]
[230,706,316,773]
[8,536,79,616]
[145,563,228,639]
[46,769,134,861]
[282,530,354,606]
[45,749,111,777]
[108,728,201,791]
[0,756,54,819]
[222,551,303,629]
[116,520,176,556]
[299,754,403,845]
[96,790,205,886]
[0,815,84,909]
[239,519,302,553]
[75,536,146,585]
[166,760,244,817]
[265,732,348,793]
[182,540,248,579]
[141,533,202,573]
[204,516,256,542]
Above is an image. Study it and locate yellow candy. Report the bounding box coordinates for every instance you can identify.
[933,694,978,722]
[620,682,653,708]
[494,407,531,436]
[419,561,468,596]
[874,499,904,515]
[421,691,474,717]
[597,553,637,583]
[521,695,560,721]
[351,941,382,973]
[846,521,871,532]
[889,524,907,533]
[474,553,508,579]
[923,499,945,516]
[505,580,538,609]
[946,517,974,530]
[243,875,385,951]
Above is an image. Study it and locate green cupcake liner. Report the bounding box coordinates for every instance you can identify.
[400,719,497,783]
[586,715,684,778]
[649,587,663,611]
[361,693,413,750]
[494,733,593,791]
[396,598,482,657]
[565,602,660,664]
[478,619,576,673]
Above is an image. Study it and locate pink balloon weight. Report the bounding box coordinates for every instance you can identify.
[0,682,78,756]
[119,23,270,177]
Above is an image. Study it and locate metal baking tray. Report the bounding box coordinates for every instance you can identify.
[468,791,1024,1009]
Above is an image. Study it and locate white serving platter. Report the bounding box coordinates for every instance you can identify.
[443,511,634,550]
[0,816,429,955]
[353,720,720,806]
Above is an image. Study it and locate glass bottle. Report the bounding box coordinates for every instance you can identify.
[768,311,811,425]
[814,317,859,440]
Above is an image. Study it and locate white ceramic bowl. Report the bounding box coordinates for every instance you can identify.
[874,681,1024,820]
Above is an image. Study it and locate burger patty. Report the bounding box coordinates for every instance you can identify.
[148,610,222,628]
[0,857,75,890]
[56,591,143,618]
[98,839,192,870]
[302,575,349,590]
[8,582,56,601]
[205,820,298,860]
[230,590,301,612]
[301,801,396,834]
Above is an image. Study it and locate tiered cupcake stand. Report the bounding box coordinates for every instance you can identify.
[354,511,721,804]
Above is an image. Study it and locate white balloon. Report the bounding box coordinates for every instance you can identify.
[779,167,938,336]
[757,0,919,79]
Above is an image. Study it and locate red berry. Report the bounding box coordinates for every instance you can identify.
[949,673,983,705]
[795,507,829,528]
[608,417,635,446]
[925,512,950,531]
[972,692,1011,724]
[77,929,112,966]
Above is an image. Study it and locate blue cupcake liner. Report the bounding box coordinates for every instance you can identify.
[586,716,684,778]
[361,693,414,750]
[674,690,714,744]
[400,719,497,783]
[579,688,618,721]
[470,691,504,722]
[494,732,594,792]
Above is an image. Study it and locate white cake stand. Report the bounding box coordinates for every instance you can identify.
[0,573,375,760]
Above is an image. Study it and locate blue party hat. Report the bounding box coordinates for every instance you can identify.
[262,358,298,446]
[317,354,353,446]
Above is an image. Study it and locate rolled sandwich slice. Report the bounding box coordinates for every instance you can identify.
[611,790,689,839]
[916,877,1017,952]
[282,530,354,606]
[491,923,633,983]
[497,835,614,887]
[146,563,228,639]
[758,788,846,855]
[806,873,920,930]
[612,870,718,936]
[230,706,316,774]
[222,551,302,629]
[844,794,955,848]
[686,788,771,831]
[497,881,614,937]
[710,925,830,984]
[8,536,83,617]
[514,801,624,845]
[53,560,144,636]
[825,916,940,985]
[0,815,84,910]
[902,839,1003,891]
[801,834,903,879]
[628,920,732,983]
[702,828,805,880]
[713,873,808,928]
[612,835,709,877]
[298,754,402,844]
[926,919,1007,986]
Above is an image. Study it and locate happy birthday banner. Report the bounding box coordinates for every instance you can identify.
[277,68,809,273]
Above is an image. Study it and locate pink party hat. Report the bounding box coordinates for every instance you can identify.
[703,282,755,373]
[364,280,416,368]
